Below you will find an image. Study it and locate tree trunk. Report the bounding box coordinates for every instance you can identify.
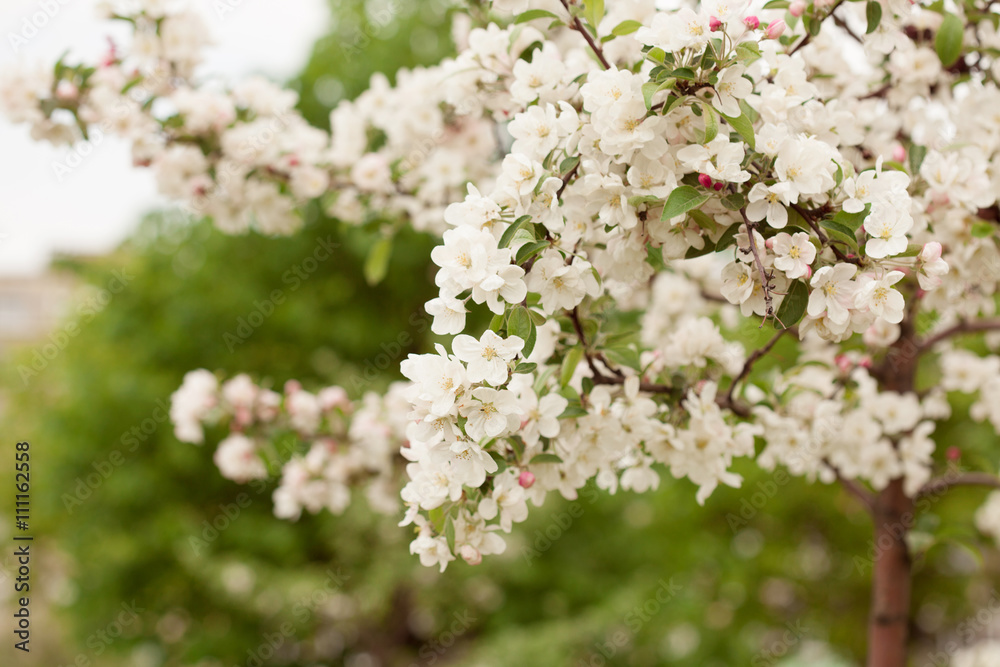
[867,478,913,667]
[867,317,917,666]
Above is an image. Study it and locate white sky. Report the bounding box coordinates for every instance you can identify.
[0,0,330,276]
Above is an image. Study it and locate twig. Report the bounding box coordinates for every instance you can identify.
[916,318,1000,354]
[790,203,862,266]
[722,328,792,409]
[556,160,579,199]
[788,0,849,56]
[558,0,611,70]
[828,463,876,514]
[738,207,776,323]
[917,472,1000,498]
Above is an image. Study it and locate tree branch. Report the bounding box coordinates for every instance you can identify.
[722,327,791,411]
[788,0,849,56]
[790,203,862,266]
[558,0,611,70]
[917,318,1000,354]
[738,207,776,323]
[917,472,1000,499]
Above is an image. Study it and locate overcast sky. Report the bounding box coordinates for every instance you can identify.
[0,0,330,276]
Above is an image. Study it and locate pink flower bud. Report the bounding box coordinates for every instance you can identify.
[765,237,775,250]
[698,173,713,189]
[804,265,813,279]
[858,356,872,369]
[789,0,807,16]
[519,470,536,488]
[834,354,851,373]
[892,145,906,162]
[55,80,79,102]
[744,15,760,29]
[710,16,723,31]
[713,182,724,191]
[766,19,786,39]
[947,446,961,461]
[920,241,943,262]
[459,545,482,565]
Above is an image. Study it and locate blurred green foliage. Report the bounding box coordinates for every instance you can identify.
[2,1,999,666]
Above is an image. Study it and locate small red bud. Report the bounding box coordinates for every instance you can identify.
[519,471,536,488]
[947,446,961,461]
[698,173,713,189]
[710,16,723,31]
[713,182,724,191]
[744,15,760,29]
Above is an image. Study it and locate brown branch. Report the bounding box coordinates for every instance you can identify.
[916,318,1000,354]
[826,460,876,513]
[917,472,1000,499]
[790,202,862,266]
[556,160,579,199]
[738,207,776,322]
[722,327,791,410]
[558,0,611,69]
[788,0,849,56]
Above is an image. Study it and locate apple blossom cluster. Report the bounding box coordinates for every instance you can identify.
[170,370,409,520]
[14,0,1000,582]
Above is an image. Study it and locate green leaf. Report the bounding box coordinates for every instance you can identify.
[641,81,660,110]
[489,312,506,333]
[661,185,711,221]
[499,215,532,248]
[935,13,964,67]
[820,219,860,251]
[646,47,667,64]
[832,205,870,232]
[514,9,561,23]
[363,236,393,286]
[738,98,760,124]
[508,435,526,460]
[489,450,508,473]
[584,0,605,31]
[530,453,564,464]
[628,194,660,208]
[735,41,762,65]
[516,240,550,264]
[560,347,584,388]
[721,192,746,211]
[508,306,533,340]
[523,317,538,357]
[774,279,808,329]
[605,346,642,371]
[909,144,928,174]
[806,16,822,36]
[558,403,589,418]
[721,111,756,150]
[611,19,642,35]
[897,243,925,256]
[762,0,789,7]
[514,362,537,374]
[701,102,719,143]
[559,155,580,176]
[670,67,698,81]
[971,220,995,238]
[689,209,718,234]
[865,0,882,34]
